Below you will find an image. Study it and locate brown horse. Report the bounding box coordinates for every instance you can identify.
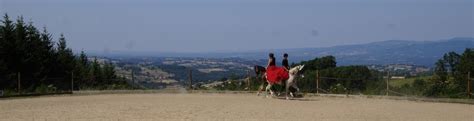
[254,65,267,96]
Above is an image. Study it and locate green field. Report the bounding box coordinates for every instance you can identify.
[389,76,431,88]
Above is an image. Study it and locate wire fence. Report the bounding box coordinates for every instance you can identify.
[2,70,472,100]
[0,72,140,97]
[385,71,472,99]
[224,70,474,99]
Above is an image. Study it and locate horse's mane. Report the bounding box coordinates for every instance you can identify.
[289,65,303,75]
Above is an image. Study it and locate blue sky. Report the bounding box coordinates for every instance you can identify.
[1,0,473,53]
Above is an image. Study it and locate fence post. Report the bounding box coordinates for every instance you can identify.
[468,72,471,98]
[247,70,250,91]
[131,70,135,88]
[386,71,390,96]
[17,72,21,94]
[188,69,193,90]
[316,70,319,94]
[71,72,74,92]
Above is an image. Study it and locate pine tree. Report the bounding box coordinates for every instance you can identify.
[73,50,89,89]
[13,16,27,73]
[0,14,13,88]
[55,34,76,89]
[39,27,55,79]
[0,14,133,92]
[90,57,102,87]
[12,16,33,91]
[79,50,88,66]
[1,14,16,83]
[23,21,43,88]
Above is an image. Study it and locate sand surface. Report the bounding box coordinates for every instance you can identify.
[0,93,473,121]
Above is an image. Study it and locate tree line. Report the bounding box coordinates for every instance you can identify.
[425,49,474,97]
[216,50,473,98]
[289,51,473,97]
[291,56,377,94]
[0,14,133,95]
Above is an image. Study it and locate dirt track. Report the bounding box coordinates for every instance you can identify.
[0,93,473,121]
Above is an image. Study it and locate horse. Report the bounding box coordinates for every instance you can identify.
[254,65,299,96]
[254,65,267,96]
[265,65,305,100]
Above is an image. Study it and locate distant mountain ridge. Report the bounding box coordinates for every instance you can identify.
[236,37,474,67]
[94,37,474,67]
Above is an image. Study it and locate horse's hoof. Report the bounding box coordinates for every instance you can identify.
[286,97,290,100]
[290,93,295,97]
[270,94,277,98]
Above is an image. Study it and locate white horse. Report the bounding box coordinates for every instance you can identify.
[265,65,305,100]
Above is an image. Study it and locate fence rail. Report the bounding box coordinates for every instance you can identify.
[0,91,72,99]
[2,70,472,100]
[388,90,408,96]
[1,71,141,97]
[242,70,473,99]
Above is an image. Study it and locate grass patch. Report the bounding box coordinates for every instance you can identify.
[389,76,431,88]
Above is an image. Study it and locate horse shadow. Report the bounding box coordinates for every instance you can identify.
[271,94,320,101]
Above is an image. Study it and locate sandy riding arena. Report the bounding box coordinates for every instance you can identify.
[1,93,473,121]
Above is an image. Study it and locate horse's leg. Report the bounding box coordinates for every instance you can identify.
[265,83,273,98]
[257,77,264,96]
[285,79,291,100]
[291,82,299,93]
[289,82,299,98]
[260,74,267,96]
[286,75,298,99]
[274,81,280,96]
[285,84,291,100]
[278,80,286,96]
[257,84,263,96]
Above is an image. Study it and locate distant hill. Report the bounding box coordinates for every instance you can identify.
[95,37,474,67]
[233,37,474,67]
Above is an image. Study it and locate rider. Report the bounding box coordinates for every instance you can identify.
[266,53,276,68]
[282,53,297,93]
[282,53,289,71]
